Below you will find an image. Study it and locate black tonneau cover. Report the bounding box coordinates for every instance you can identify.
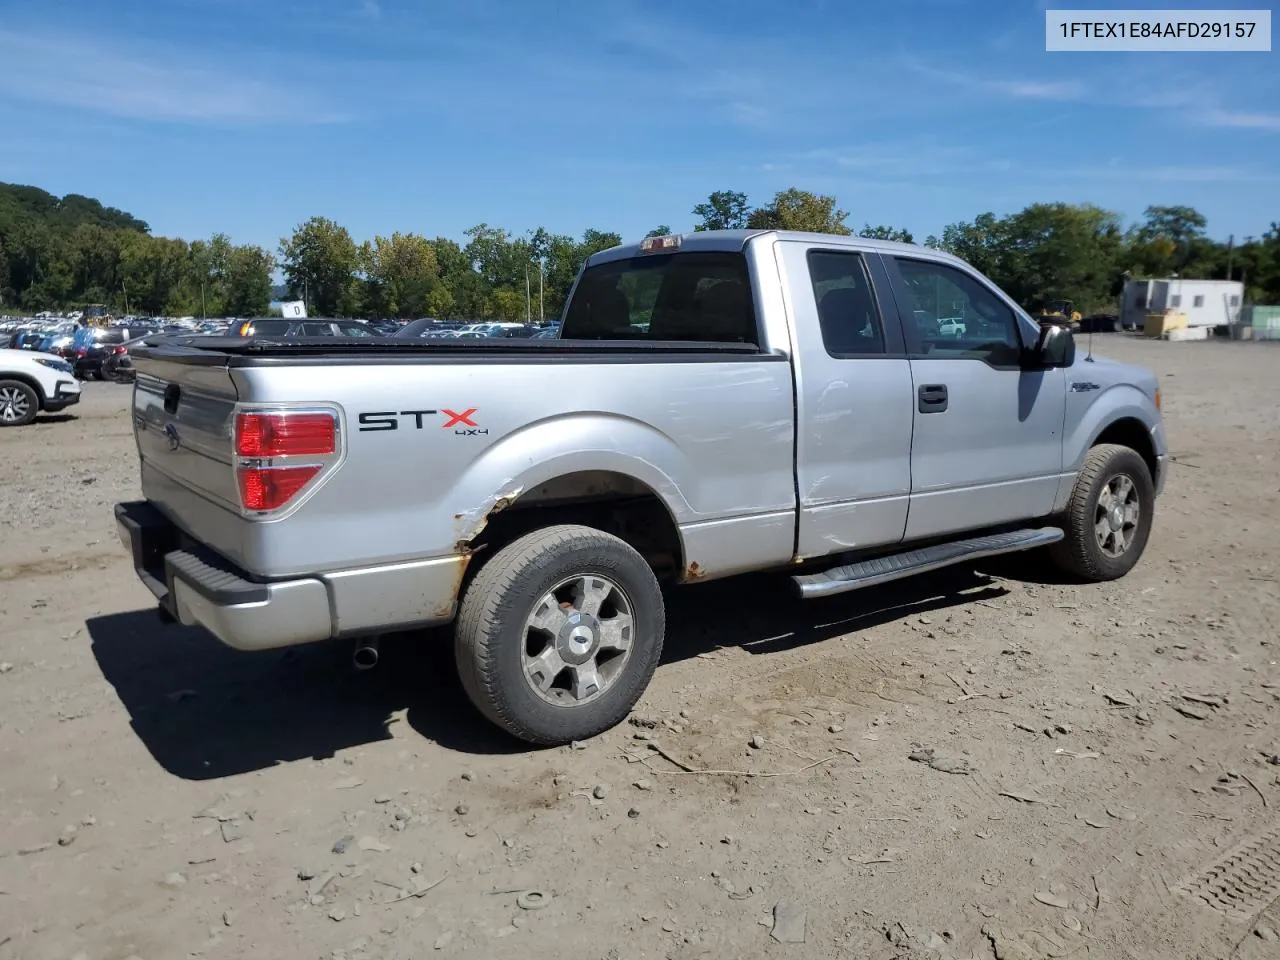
[132,334,765,362]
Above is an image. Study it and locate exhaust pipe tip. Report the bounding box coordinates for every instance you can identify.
[352,637,380,671]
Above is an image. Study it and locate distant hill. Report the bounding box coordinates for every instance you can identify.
[0,182,150,234]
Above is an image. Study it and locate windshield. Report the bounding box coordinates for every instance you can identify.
[561,251,757,344]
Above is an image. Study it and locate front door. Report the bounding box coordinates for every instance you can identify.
[780,242,915,558]
[883,255,1067,541]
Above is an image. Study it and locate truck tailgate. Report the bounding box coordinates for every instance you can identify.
[130,345,246,562]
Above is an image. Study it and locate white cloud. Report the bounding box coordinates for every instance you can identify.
[994,79,1082,100]
[1051,164,1275,184]
[1199,109,1280,132]
[903,58,1087,100]
[0,29,346,124]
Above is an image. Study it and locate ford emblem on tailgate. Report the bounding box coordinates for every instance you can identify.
[164,422,181,451]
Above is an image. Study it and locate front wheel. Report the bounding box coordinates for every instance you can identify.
[1049,443,1154,581]
[0,380,38,427]
[454,524,665,746]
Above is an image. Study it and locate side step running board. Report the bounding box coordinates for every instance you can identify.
[792,527,1064,599]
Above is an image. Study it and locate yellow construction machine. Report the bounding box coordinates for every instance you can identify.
[1035,299,1082,331]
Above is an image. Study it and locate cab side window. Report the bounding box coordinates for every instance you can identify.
[807,250,885,356]
[893,258,1022,365]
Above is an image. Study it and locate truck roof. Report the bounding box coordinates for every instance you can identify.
[587,229,962,267]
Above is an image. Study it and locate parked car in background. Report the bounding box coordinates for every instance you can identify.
[485,323,540,338]
[75,332,151,382]
[230,318,382,338]
[8,330,46,351]
[66,326,157,372]
[0,347,81,426]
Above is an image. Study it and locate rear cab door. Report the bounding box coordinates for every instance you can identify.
[778,240,915,558]
[880,253,1067,539]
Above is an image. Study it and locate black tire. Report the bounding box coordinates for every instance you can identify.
[454,524,665,746]
[1049,443,1154,581]
[0,379,39,427]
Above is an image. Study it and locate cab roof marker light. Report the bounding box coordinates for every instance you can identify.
[640,234,682,253]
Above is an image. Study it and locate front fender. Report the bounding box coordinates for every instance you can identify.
[451,412,696,542]
[1064,384,1162,472]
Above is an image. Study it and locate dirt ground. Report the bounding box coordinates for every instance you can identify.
[1,336,1278,960]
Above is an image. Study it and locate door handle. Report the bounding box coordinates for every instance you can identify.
[918,384,948,413]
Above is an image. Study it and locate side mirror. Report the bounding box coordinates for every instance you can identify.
[1033,323,1075,368]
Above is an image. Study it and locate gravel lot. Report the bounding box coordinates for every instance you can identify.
[2,337,1278,960]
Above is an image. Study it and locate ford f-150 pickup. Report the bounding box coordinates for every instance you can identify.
[115,229,1167,745]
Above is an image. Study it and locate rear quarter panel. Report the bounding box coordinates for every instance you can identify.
[223,355,798,579]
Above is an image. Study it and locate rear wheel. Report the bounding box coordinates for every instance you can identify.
[1049,443,1154,581]
[454,524,665,746]
[0,380,38,427]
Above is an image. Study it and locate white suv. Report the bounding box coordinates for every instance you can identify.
[0,348,82,426]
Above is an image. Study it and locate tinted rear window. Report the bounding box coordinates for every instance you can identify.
[241,320,294,336]
[561,251,758,345]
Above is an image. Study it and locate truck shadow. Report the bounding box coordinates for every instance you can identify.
[87,565,1009,780]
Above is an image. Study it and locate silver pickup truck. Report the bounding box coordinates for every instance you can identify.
[115,229,1166,745]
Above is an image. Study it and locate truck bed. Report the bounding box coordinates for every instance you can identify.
[127,333,799,616]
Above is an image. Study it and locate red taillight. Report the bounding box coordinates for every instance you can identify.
[235,412,335,458]
[76,348,87,356]
[236,466,322,511]
[113,345,127,355]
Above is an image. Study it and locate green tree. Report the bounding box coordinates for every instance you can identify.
[423,284,455,319]
[645,225,672,238]
[464,223,530,289]
[692,190,750,231]
[278,216,360,316]
[937,204,1124,313]
[749,188,851,235]
[488,287,524,321]
[937,212,1006,276]
[429,236,489,319]
[225,244,275,316]
[1126,205,1214,278]
[362,232,438,318]
[999,203,1124,313]
[859,224,914,244]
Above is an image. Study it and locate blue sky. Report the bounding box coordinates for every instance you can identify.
[1,0,1276,252]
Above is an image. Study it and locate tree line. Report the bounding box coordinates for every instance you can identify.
[3,181,1277,321]
[0,183,273,318]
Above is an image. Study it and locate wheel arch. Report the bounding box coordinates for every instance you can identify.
[0,371,48,406]
[462,469,687,587]
[1091,416,1158,483]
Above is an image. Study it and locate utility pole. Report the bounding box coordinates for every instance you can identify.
[525,263,531,323]
[1226,234,1234,280]
[539,259,544,322]
[201,281,207,320]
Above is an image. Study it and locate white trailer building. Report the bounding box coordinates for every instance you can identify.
[1121,278,1244,330]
